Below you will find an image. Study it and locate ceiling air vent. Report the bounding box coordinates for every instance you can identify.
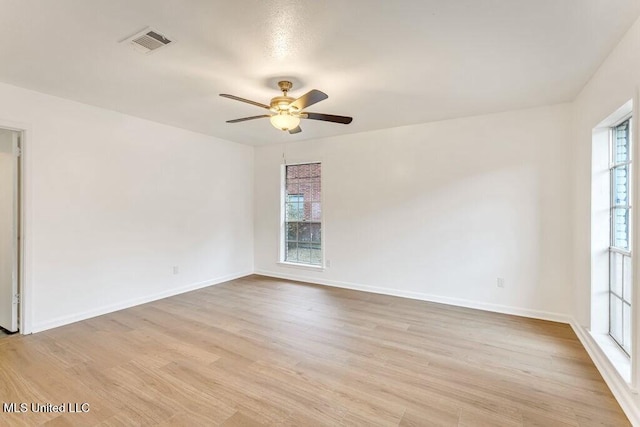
[122,28,173,54]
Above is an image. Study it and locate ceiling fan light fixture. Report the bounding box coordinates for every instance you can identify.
[270,112,300,131]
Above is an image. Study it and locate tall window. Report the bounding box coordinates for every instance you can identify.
[610,117,632,355]
[283,163,322,266]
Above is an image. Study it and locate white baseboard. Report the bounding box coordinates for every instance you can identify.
[30,270,253,333]
[569,320,640,426]
[254,269,571,324]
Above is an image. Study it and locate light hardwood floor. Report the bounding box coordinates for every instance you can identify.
[0,275,629,426]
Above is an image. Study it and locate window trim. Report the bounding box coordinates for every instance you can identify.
[279,161,325,269]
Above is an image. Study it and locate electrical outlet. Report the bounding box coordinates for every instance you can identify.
[172,266,179,275]
[497,277,505,288]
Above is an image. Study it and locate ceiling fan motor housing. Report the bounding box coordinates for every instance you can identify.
[270,96,297,113]
[271,81,298,113]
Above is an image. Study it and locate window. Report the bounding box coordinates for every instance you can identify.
[609,117,632,355]
[283,163,322,266]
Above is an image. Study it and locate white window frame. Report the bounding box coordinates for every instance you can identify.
[279,161,325,270]
[590,99,635,386]
[609,114,633,356]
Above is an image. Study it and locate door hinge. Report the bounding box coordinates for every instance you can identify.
[13,293,19,304]
[15,147,21,157]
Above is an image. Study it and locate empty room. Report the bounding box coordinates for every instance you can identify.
[2,0,640,425]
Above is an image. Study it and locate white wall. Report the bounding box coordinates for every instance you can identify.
[0,130,11,152]
[572,17,640,328]
[0,82,254,332]
[254,104,573,319]
[570,15,640,423]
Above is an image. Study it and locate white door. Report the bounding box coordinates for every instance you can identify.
[0,130,19,332]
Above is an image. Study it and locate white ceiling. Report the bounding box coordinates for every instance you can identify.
[0,0,638,146]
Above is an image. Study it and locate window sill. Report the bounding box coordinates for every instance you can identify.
[590,332,631,384]
[277,261,325,272]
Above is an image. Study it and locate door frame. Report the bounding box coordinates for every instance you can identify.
[0,120,31,334]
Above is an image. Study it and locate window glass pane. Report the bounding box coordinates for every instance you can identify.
[311,182,321,202]
[612,165,629,206]
[310,163,321,179]
[623,255,632,304]
[299,164,311,178]
[613,207,630,249]
[286,242,298,262]
[614,119,630,163]
[298,243,312,263]
[311,243,322,265]
[610,251,623,296]
[285,203,296,221]
[286,165,299,179]
[286,222,298,241]
[623,303,632,352]
[286,183,299,196]
[310,223,321,243]
[610,296,623,343]
[297,182,309,199]
[299,223,311,242]
[303,202,313,221]
[286,201,304,221]
[312,202,322,221]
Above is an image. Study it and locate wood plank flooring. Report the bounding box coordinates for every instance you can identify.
[0,275,629,426]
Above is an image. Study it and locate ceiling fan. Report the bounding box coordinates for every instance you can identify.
[220,81,353,134]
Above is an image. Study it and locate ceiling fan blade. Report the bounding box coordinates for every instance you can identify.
[302,112,353,124]
[226,115,271,123]
[220,94,270,110]
[288,126,302,134]
[289,90,328,111]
